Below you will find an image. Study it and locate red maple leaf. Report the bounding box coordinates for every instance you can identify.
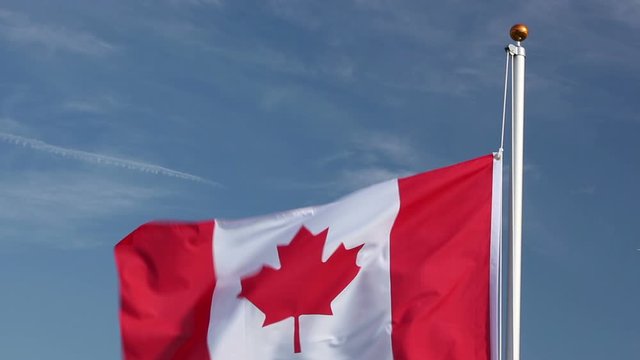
[238,226,364,353]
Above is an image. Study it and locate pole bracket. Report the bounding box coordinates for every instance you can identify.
[506,44,526,57]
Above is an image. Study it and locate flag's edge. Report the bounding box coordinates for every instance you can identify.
[490,154,504,360]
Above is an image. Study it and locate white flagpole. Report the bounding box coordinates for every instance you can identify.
[507,24,528,360]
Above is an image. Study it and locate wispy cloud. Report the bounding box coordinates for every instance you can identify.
[206,42,311,76]
[62,95,122,114]
[574,185,596,196]
[168,0,223,6]
[337,166,412,190]
[329,133,436,191]
[351,131,425,168]
[0,9,116,56]
[0,171,173,248]
[0,132,218,186]
[277,131,442,193]
[266,165,409,196]
[0,117,29,133]
[596,0,640,29]
[267,0,323,30]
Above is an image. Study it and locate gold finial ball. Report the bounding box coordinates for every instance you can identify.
[510,23,529,42]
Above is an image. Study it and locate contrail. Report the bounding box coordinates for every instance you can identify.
[0,132,218,186]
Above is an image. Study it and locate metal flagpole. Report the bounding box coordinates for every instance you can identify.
[506,23,528,360]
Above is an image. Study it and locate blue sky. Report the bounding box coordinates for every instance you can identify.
[0,0,638,359]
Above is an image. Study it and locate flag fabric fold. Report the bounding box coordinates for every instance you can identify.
[115,154,502,360]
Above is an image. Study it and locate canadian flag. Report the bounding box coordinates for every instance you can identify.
[115,154,502,360]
